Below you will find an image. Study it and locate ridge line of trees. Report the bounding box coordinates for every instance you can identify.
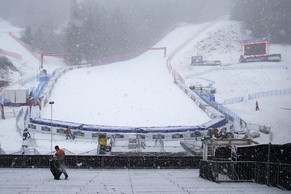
[1,0,232,65]
[230,0,291,44]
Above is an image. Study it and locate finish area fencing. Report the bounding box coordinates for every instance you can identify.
[199,160,291,191]
[222,88,291,105]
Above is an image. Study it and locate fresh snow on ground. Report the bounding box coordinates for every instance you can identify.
[1,16,291,152]
[0,168,289,194]
[40,38,210,127]
[0,17,290,193]
[1,15,291,149]
[172,19,291,144]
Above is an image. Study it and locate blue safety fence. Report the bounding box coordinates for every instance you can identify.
[33,82,47,99]
[198,93,246,125]
[28,116,225,135]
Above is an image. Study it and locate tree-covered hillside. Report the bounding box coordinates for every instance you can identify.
[230,0,291,44]
[0,0,231,65]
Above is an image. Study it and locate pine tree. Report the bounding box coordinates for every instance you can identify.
[65,0,84,65]
[22,26,33,45]
[231,0,291,44]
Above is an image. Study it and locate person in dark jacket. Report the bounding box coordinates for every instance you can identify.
[256,100,259,111]
[54,145,68,179]
[22,128,31,140]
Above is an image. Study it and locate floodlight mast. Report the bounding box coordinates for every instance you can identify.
[49,101,54,155]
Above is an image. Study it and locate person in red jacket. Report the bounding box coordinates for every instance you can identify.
[54,145,68,179]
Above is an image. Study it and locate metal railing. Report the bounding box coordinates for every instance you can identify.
[222,88,291,105]
[198,93,246,126]
[248,88,291,100]
[186,64,288,78]
[200,160,291,191]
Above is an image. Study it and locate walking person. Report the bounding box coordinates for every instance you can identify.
[22,128,31,140]
[256,100,259,111]
[65,127,73,140]
[21,140,29,155]
[98,134,111,154]
[21,128,31,154]
[54,145,68,179]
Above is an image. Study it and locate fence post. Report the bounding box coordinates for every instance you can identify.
[202,136,210,161]
[267,142,271,186]
[255,162,258,183]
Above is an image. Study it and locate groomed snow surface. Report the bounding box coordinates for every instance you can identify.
[0,17,290,193]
